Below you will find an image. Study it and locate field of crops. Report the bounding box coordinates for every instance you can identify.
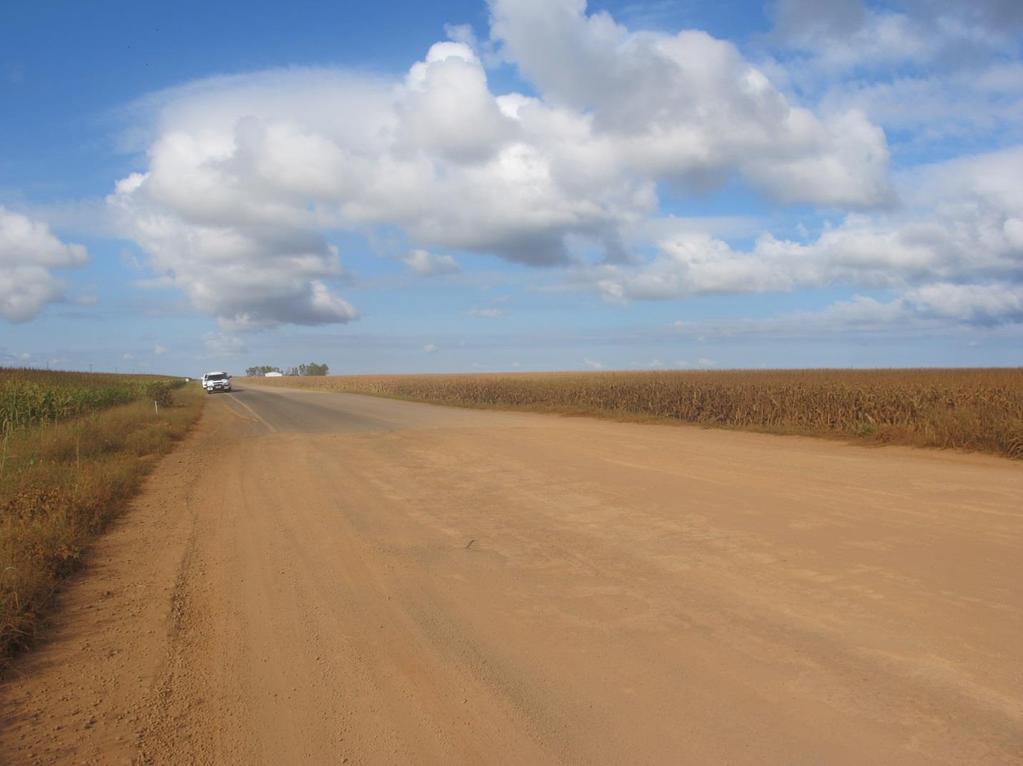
[252,369,1023,459]
[0,368,182,434]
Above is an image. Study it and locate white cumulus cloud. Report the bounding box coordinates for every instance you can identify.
[0,207,88,322]
[589,145,1023,325]
[403,249,460,276]
[108,0,895,328]
[488,0,892,206]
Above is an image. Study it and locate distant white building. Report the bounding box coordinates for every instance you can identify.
[265,371,284,377]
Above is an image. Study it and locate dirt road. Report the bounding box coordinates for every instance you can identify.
[2,386,1021,764]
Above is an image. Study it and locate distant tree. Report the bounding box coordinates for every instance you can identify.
[306,362,329,376]
[286,362,329,376]
[246,365,282,377]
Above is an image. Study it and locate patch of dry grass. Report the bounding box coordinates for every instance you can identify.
[251,369,1023,458]
[0,383,203,672]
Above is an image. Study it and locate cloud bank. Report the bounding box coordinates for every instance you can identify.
[594,144,1023,324]
[109,0,895,329]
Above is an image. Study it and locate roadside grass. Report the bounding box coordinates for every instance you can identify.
[0,384,203,673]
[249,369,1023,459]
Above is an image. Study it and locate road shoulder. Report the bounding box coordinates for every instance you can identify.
[0,402,236,764]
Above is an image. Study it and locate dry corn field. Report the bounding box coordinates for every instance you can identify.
[252,368,1023,459]
[0,368,182,434]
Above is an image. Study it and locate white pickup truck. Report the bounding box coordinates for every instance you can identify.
[202,371,232,394]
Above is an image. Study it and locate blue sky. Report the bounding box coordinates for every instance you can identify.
[1,0,1021,375]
